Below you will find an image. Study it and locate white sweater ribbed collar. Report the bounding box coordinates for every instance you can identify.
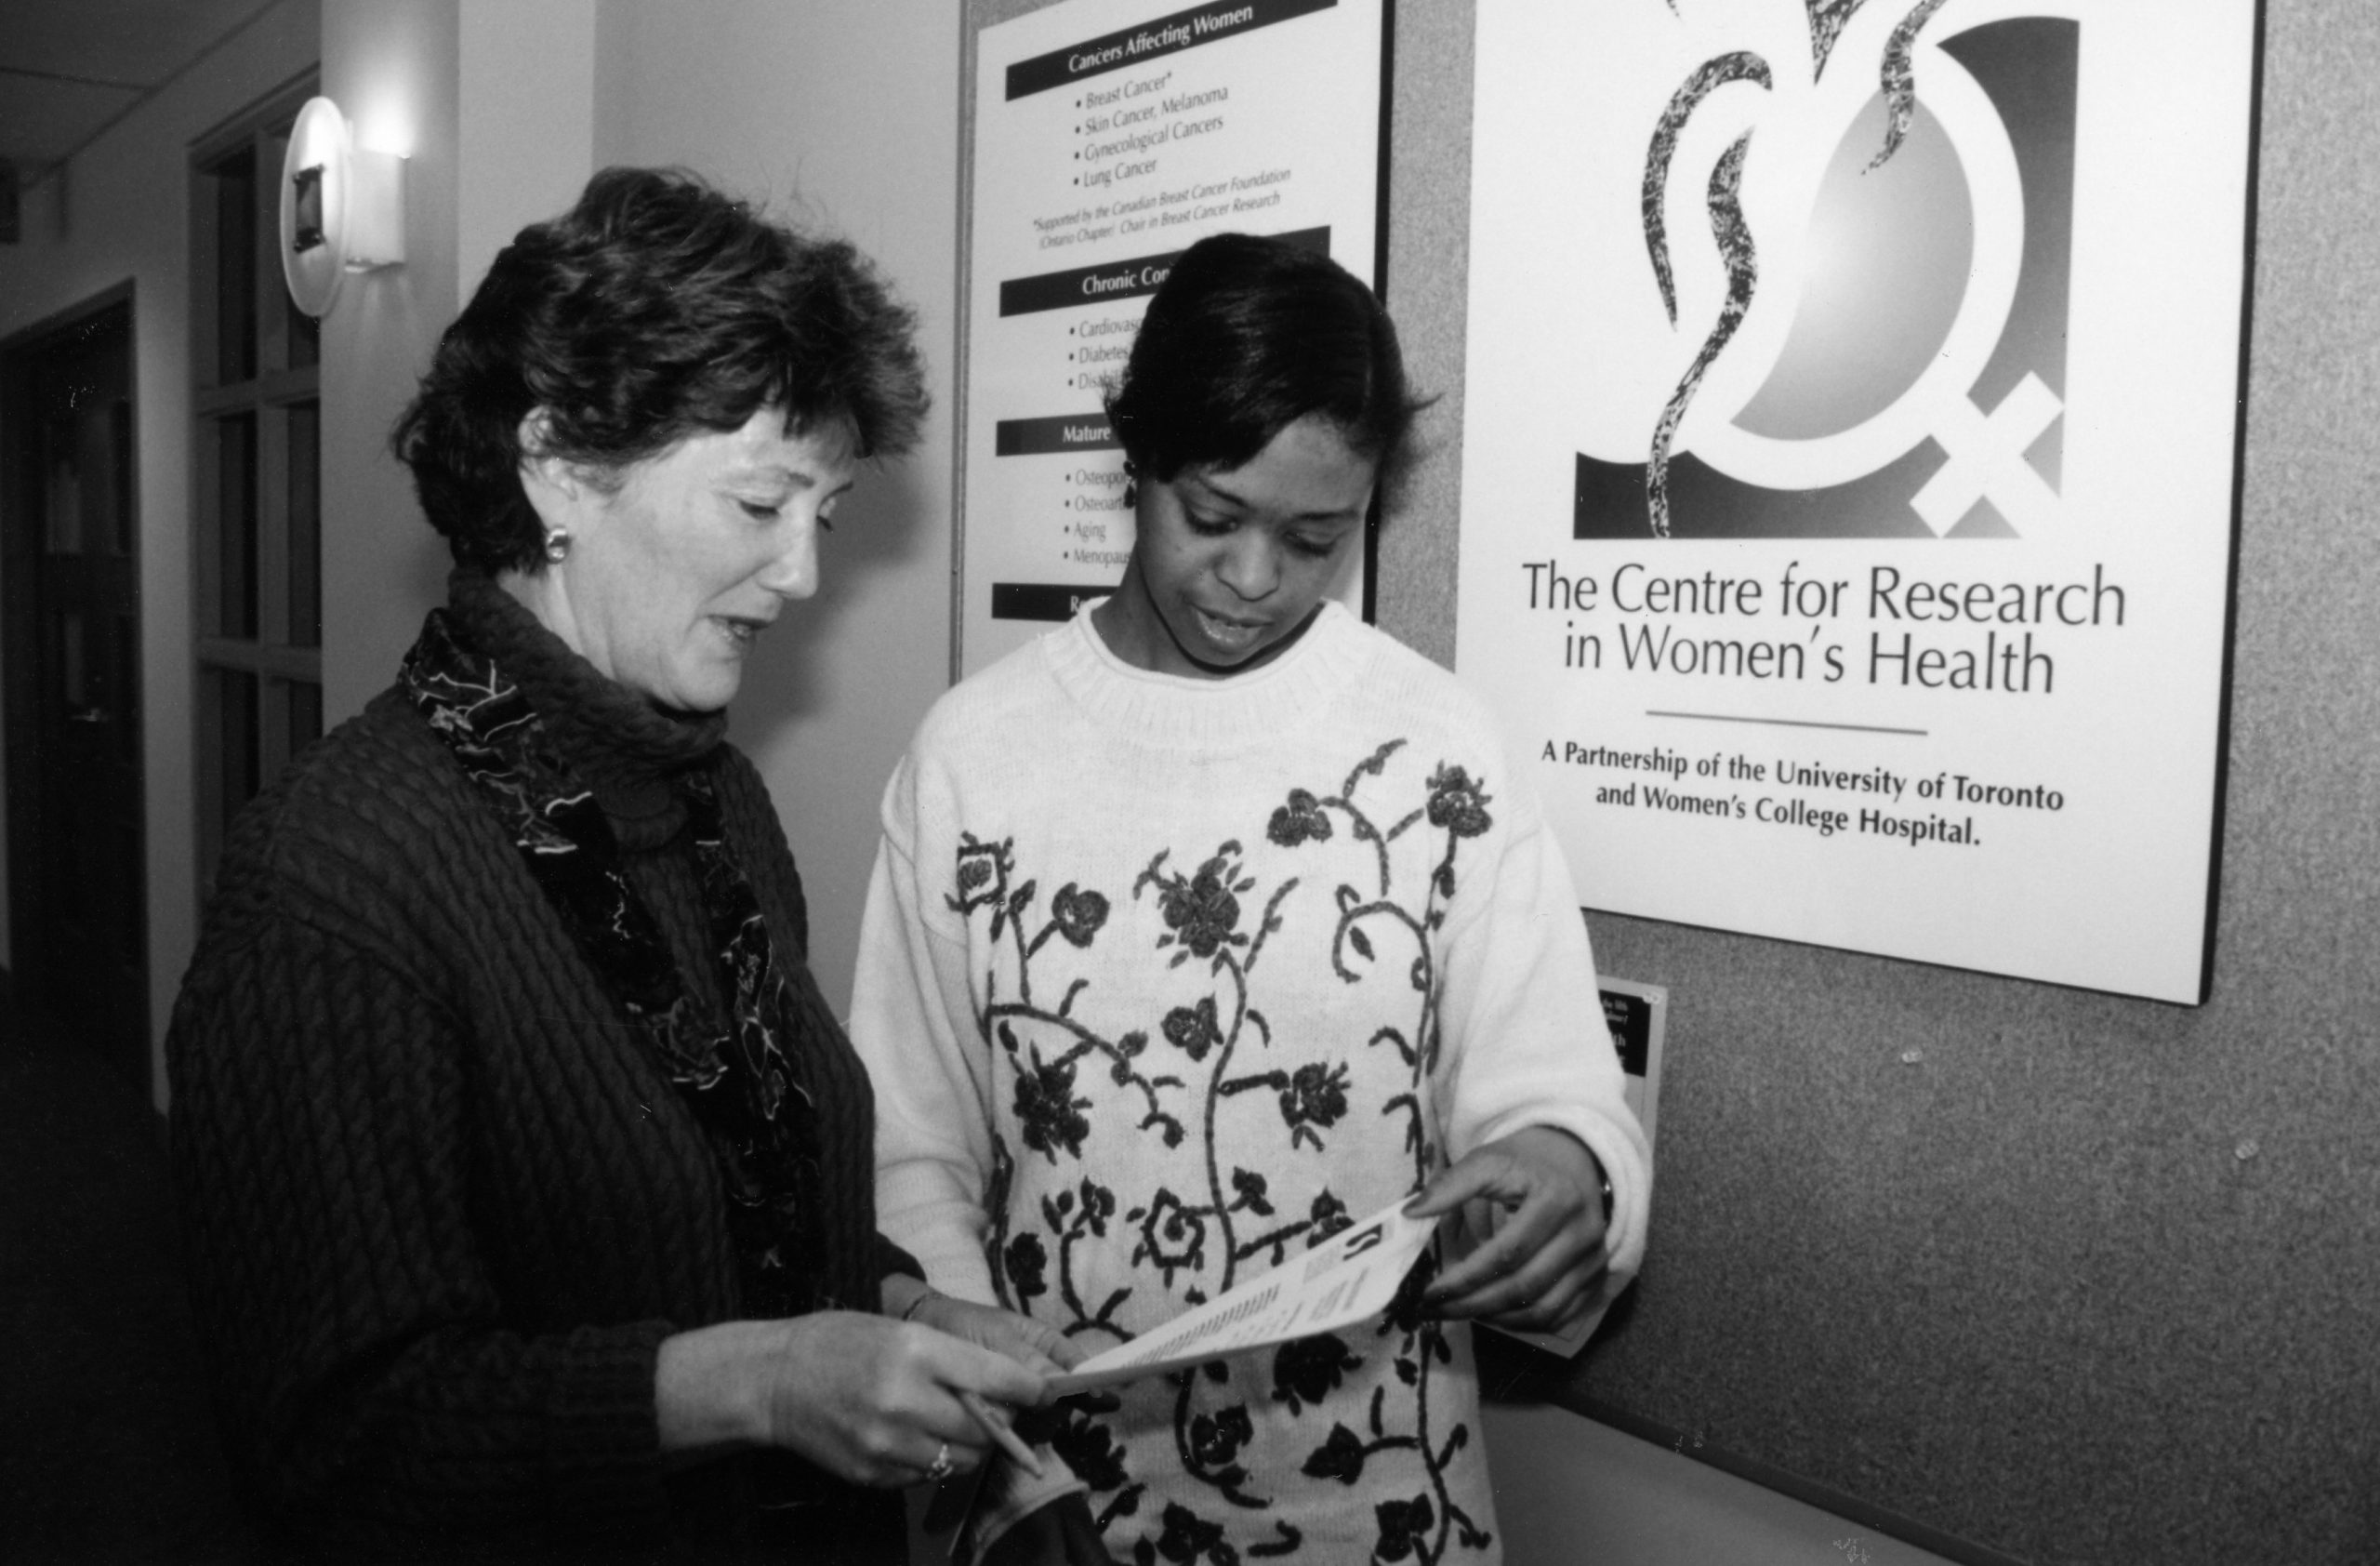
[1040,598,1376,756]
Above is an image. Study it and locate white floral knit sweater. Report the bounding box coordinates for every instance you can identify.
[851,602,1649,1566]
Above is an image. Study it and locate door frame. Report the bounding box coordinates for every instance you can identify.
[1,280,149,1079]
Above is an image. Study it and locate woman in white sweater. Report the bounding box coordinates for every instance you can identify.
[850,232,1649,1565]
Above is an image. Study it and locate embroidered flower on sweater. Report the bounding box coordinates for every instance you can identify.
[1269,1332,1361,1415]
[1188,1404,1254,1480]
[1014,1042,1092,1162]
[1276,1061,1351,1148]
[952,833,1011,914]
[1265,788,1334,847]
[1161,995,1224,1061]
[1139,846,1253,962]
[1424,766,1493,839]
[1053,1406,1134,1495]
[1004,1230,1049,1304]
[1051,883,1111,948]
[1132,1188,1209,1281]
[1150,1502,1232,1566]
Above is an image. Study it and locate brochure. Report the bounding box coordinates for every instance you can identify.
[1046,1196,1439,1394]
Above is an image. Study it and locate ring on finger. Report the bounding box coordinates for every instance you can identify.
[925,1441,955,1483]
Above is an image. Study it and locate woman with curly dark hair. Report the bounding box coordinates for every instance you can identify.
[847,232,1650,1564]
[167,167,1076,1564]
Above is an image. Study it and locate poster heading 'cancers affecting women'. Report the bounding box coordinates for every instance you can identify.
[1453,0,2255,1002]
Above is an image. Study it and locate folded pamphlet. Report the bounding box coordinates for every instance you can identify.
[1046,1196,1440,1394]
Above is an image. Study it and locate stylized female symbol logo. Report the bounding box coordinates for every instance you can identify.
[1607,0,2074,541]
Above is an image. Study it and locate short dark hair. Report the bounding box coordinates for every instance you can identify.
[392,166,928,573]
[1104,232,1426,497]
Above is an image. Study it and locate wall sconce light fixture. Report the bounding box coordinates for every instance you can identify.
[279,96,406,317]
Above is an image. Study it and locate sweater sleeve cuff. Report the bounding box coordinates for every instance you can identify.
[543,1320,676,1524]
[875,1233,927,1284]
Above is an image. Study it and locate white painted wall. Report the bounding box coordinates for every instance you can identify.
[0,0,318,1108]
[317,0,462,722]
[589,0,964,1015]
[456,0,595,300]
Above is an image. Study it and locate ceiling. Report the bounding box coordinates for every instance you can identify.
[0,0,283,183]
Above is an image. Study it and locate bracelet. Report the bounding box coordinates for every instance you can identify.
[899,1287,940,1323]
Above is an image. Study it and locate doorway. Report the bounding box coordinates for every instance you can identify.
[2,290,150,1097]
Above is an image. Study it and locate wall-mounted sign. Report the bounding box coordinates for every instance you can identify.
[1453,0,2254,1003]
[958,0,1387,675]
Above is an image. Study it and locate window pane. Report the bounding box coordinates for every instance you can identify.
[217,413,258,638]
[287,402,321,647]
[287,680,323,754]
[208,666,262,830]
[211,146,258,384]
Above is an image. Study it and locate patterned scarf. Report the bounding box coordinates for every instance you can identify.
[402,606,824,1318]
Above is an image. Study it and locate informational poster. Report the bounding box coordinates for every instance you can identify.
[1455,1,2254,1003]
[959,0,1386,675]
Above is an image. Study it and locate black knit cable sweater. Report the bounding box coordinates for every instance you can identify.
[168,570,909,1563]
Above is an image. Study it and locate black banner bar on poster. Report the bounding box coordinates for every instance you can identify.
[1006,0,1338,100]
[996,414,1119,456]
[992,581,1118,622]
[999,225,1328,318]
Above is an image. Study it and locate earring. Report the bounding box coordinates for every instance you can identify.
[1122,481,1138,508]
[543,529,572,564]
